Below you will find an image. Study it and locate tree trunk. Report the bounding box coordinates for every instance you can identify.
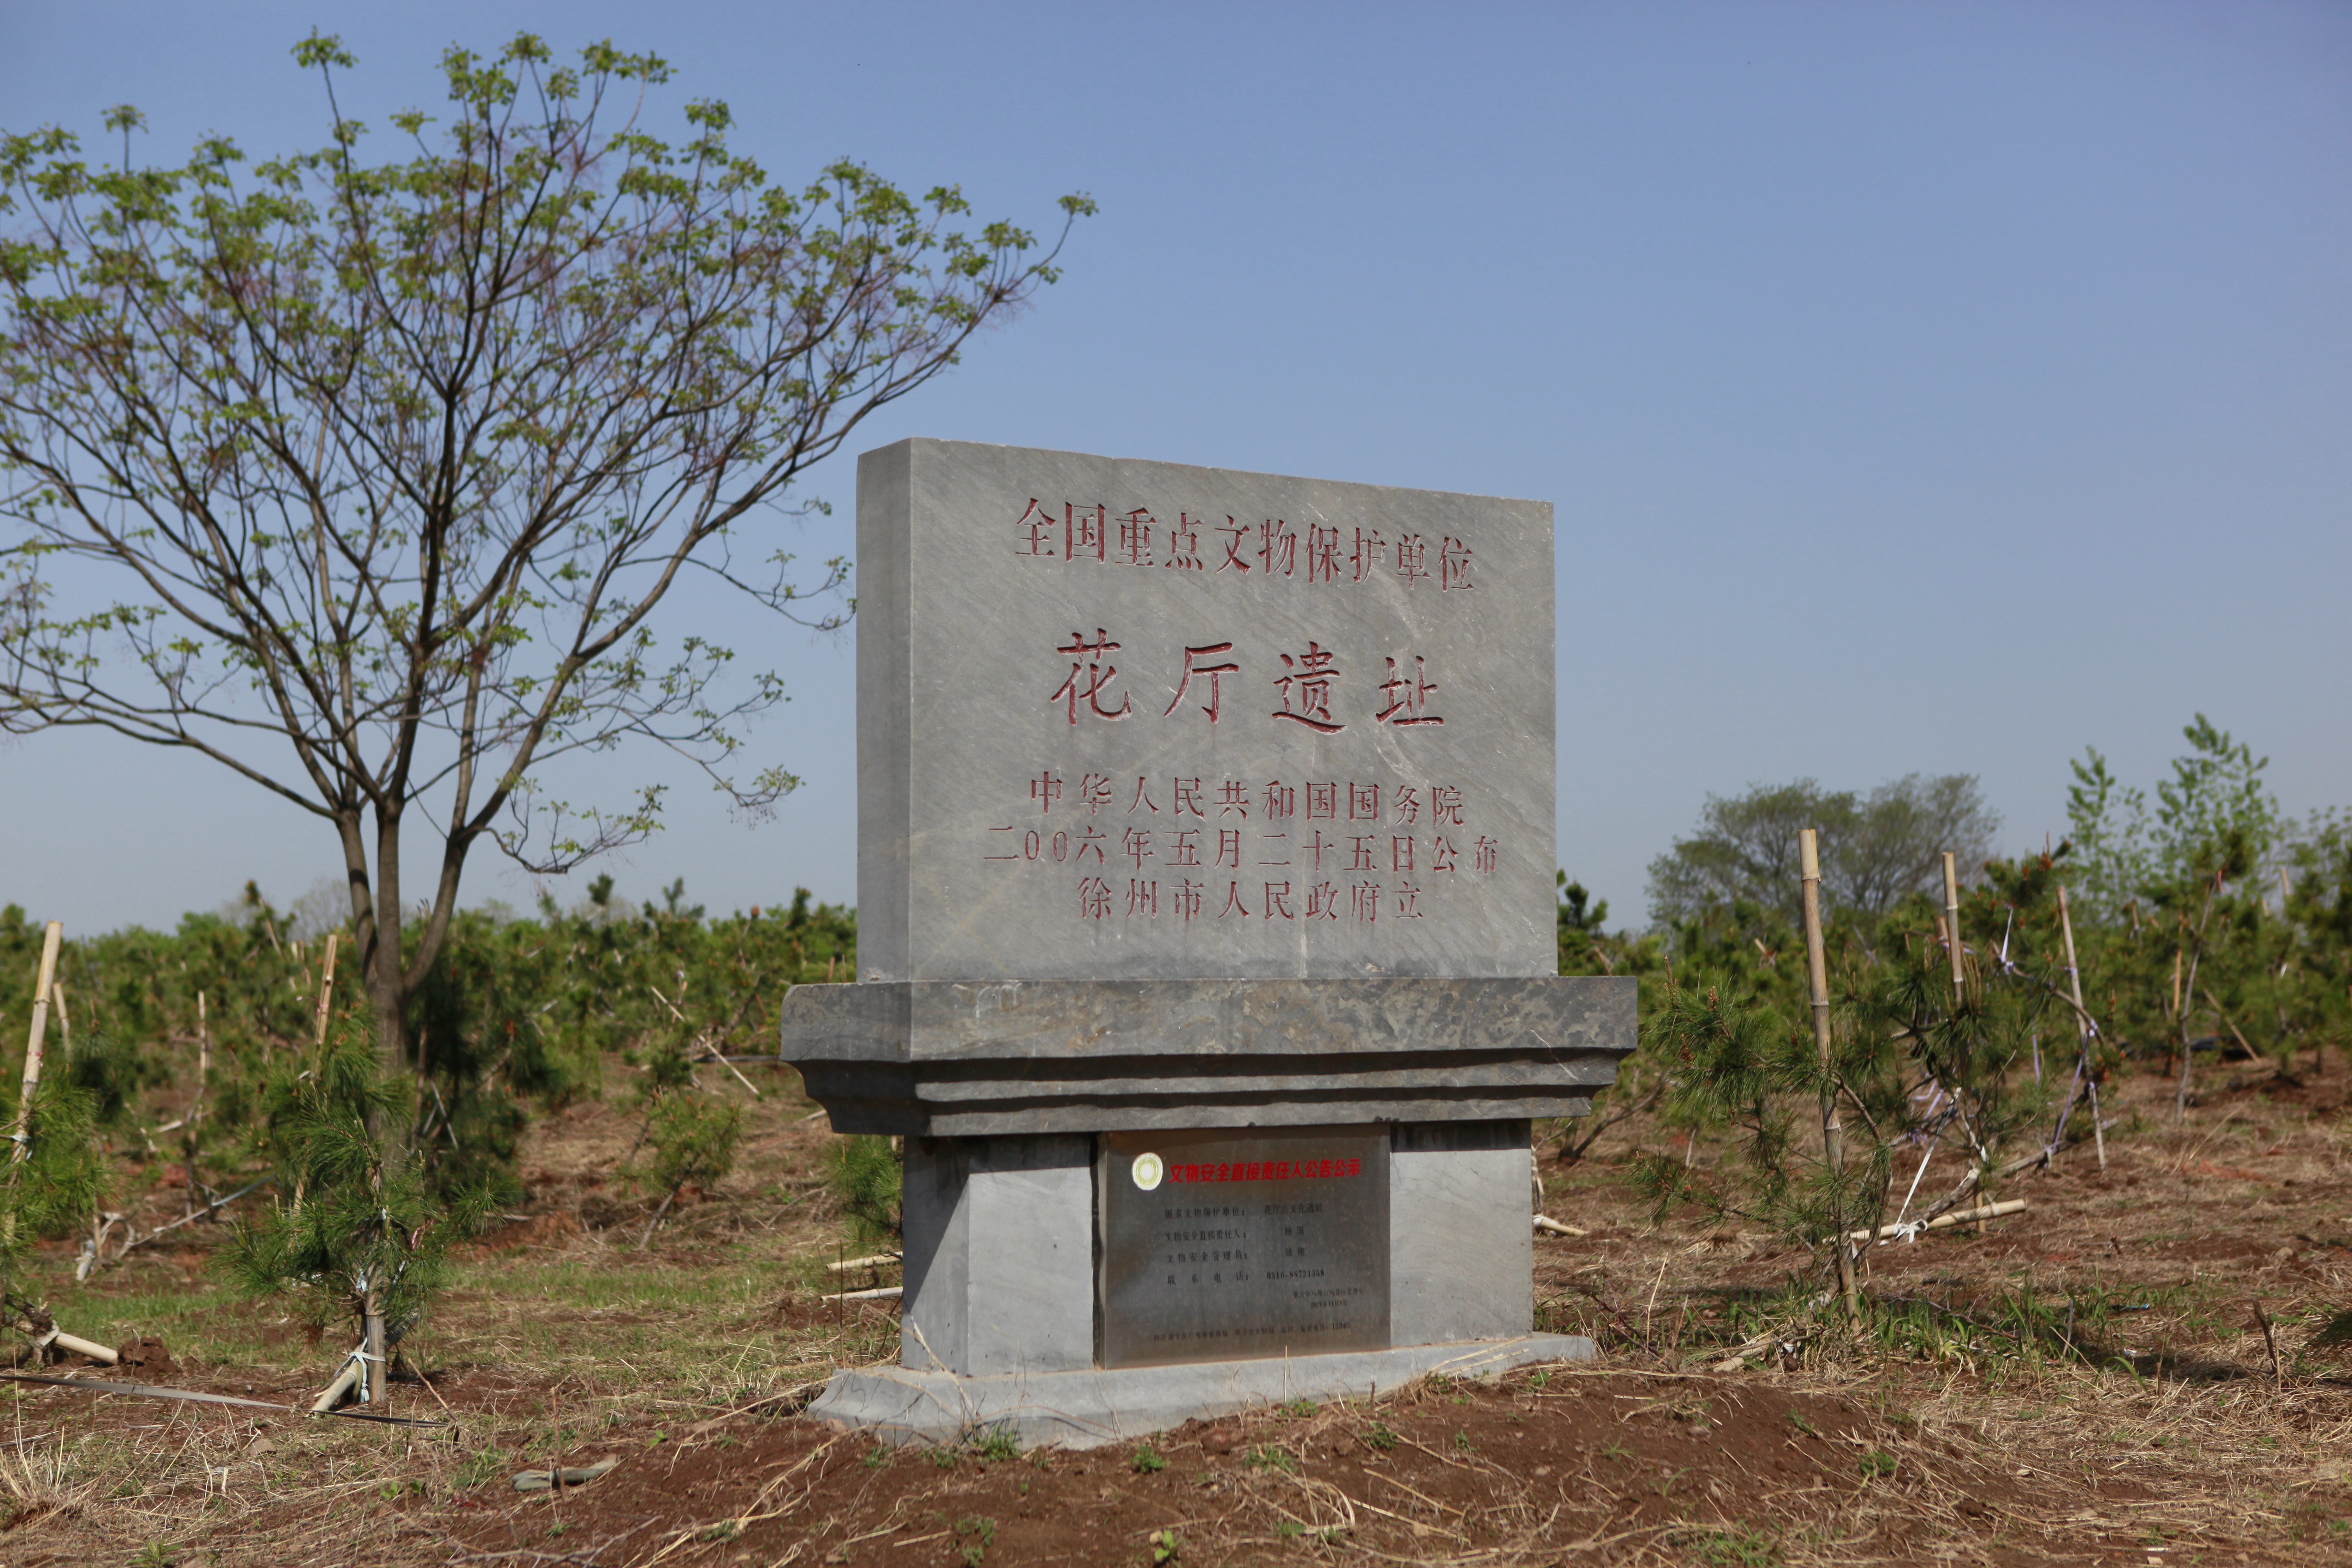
[338,808,409,1096]
[1798,829,1860,1328]
[2056,885,2105,1172]
[2176,879,2219,1125]
[371,806,409,1086]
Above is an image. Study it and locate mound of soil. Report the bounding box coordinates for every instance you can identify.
[422,1369,2120,1565]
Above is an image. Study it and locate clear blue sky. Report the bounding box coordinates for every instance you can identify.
[3,1,2346,935]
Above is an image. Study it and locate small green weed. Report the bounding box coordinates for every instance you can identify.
[1689,1525,1782,1567]
[930,1446,958,1469]
[1277,1519,1304,1540]
[1364,1424,1398,1451]
[1278,1396,1316,1416]
[1131,1443,1167,1474]
[1452,1428,1474,1453]
[1243,1444,1300,1473]
[454,1447,509,1489]
[861,1443,892,1469]
[1149,1528,1181,1564]
[972,1426,1021,1462]
[696,1520,740,1542]
[1859,1450,1898,1479]
[1785,1410,1818,1438]
[954,1516,996,1566]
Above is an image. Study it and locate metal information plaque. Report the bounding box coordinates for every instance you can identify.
[1097,1126,1391,1369]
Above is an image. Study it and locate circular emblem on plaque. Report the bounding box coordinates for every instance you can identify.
[1130,1152,1164,1191]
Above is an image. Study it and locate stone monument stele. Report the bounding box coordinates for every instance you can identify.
[782,438,1634,1447]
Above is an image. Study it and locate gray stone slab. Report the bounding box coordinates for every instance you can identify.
[780,975,1635,1135]
[900,1135,1095,1375]
[910,1060,1601,1101]
[807,1333,1596,1449]
[905,1095,1593,1139]
[855,438,1556,985]
[1391,1121,1536,1345]
[782,975,1633,1060]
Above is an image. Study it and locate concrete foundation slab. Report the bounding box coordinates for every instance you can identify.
[806,1333,1595,1449]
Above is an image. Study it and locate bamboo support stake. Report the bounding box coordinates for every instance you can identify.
[184,991,211,1222]
[824,1252,903,1273]
[2057,886,2105,1171]
[363,1289,386,1408]
[1799,829,1859,1326]
[311,933,339,1048]
[1841,1198,2025,1244]
[2202,988,2257,1059]
[47,983,68,1051]
[45,1329,117,1364]
[195,992,209,1117]
[12,923,63,1167]
[309,1352,363,1414]
[8,1298,120,1367]
[1941,852,1965,992]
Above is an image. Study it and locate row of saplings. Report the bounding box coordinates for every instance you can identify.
[2,927,746,1413]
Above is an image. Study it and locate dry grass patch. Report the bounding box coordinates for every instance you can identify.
[0,1061,2338,1563]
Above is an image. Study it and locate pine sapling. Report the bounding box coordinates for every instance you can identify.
[622,1034,746,1248]
[220,1024,490,1407]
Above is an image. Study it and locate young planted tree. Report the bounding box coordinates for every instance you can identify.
[621,1033,746,1247]
[629,1092,747,1249]
[222,1024,492,1405]
[1639,843,2073,1315]
[2063,717,2338,1097]
[0,1080,109,1358]
[0,33,1091,1082]
[827,1135,904,1248]
[0,923,110,1359]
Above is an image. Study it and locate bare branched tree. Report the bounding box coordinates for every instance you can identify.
[0,32,1092,1075]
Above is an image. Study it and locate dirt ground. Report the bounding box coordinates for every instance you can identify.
[0,1056,2347,1566]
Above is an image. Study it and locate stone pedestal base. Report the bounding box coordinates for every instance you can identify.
[805,1333,1594,1449]
[897,1122,1537,1375]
